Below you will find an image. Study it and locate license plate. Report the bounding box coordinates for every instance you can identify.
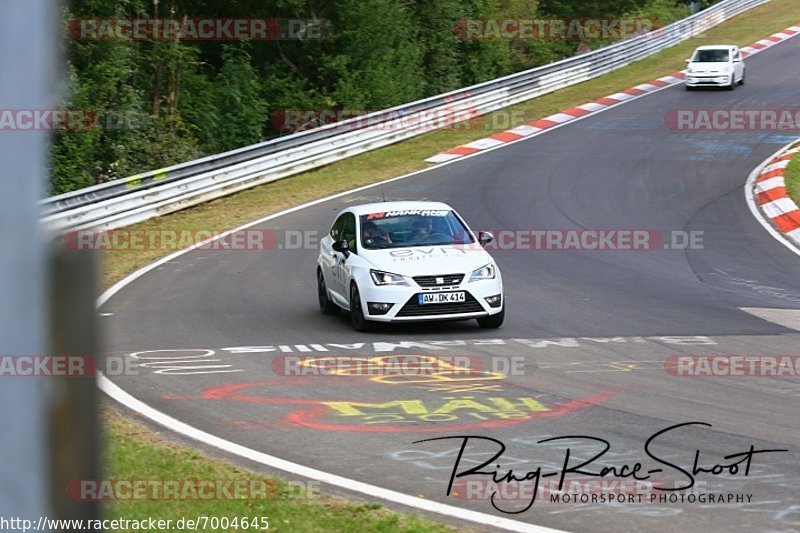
[418,292,466,305]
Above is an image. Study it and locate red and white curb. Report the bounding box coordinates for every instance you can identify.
[426,24,800,164]
[750,141,800,247]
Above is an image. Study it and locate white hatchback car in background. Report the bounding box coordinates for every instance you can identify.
[685,44,745,90]
[317,201,504,331]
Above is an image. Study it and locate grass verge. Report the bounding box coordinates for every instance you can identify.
[103,405,461,533]
[97,2,800,531]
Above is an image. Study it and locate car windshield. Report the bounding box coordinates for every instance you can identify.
[692,49,730,62]
[359,209,475,249]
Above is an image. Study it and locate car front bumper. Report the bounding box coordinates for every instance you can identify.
[356,277,504,322]
[685,75,732,87]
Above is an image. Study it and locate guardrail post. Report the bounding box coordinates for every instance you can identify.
[0,0,99,527]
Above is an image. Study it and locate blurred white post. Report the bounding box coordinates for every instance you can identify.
[0,0,57,520]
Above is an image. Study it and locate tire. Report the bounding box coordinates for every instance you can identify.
[738,69,745,86]
[726,76,735,90]
[477,307,505,329]
[317,268,339,315]
[685,85,694,91]
[349,283,371,332]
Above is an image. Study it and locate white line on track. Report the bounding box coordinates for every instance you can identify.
[97,24,800,532]
[97,170,566,533]
[98,377,558,532]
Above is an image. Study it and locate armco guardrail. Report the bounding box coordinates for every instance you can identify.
[42,0,769,232]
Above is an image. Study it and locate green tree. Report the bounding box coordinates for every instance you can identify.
[53,0,698,194]
[324,0,424,109]
[537,0,650,18]
[195,46,269,153]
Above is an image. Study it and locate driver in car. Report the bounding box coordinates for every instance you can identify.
[411,218,433,242]
[362,221,392,246]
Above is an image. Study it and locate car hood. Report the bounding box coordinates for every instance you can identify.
[360,245,493,277]
[687,61,732,73]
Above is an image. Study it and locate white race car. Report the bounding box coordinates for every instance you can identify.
[317,201,504,331]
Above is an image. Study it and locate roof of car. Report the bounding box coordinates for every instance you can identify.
[348,201,454,216]
[694,44,737,50]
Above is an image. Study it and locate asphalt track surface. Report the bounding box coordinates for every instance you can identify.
[101,35,800,532]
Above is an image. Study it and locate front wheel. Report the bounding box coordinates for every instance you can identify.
[477,307,505,329]
[349,284,371,332]
[318,268,339,315]
[738,69,745,86]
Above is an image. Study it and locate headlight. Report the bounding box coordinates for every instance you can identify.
[469,264,496,282]
[370,270,408,286]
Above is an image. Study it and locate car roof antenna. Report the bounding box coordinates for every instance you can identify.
[381,185,387,202]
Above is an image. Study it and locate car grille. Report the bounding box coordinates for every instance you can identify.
[395,293,484,317]
[413,274,464,288]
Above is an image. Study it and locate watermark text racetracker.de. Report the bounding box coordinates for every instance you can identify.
[64,228,278,252]
[0,109,145,131]
[67,478,319,501]
[665,355,800,377]
[271,354,527,379]
[64,228,703,252]
[665,109,800,131]
[453,18,660,41]
[480,229,702,251]
[271,102,480,133]
[67,18,332,40]
[0,355,136,377]
[273,354,485,377]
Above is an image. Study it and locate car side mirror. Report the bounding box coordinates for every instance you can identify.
[332,240,350,257]
[733,58,741,63]
[478,231,494,246]
[685,58,692,64]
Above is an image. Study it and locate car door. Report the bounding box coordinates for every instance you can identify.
[332,212,357,306]
[322,214,348,305]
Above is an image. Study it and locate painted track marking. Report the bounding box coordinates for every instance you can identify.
[97,23,800,532]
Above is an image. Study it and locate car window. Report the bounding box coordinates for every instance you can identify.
[330,213,358,253]
[340,212,357,253]
[330,214,346,240]
[359,209,475,250]
[693,49,730,62]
